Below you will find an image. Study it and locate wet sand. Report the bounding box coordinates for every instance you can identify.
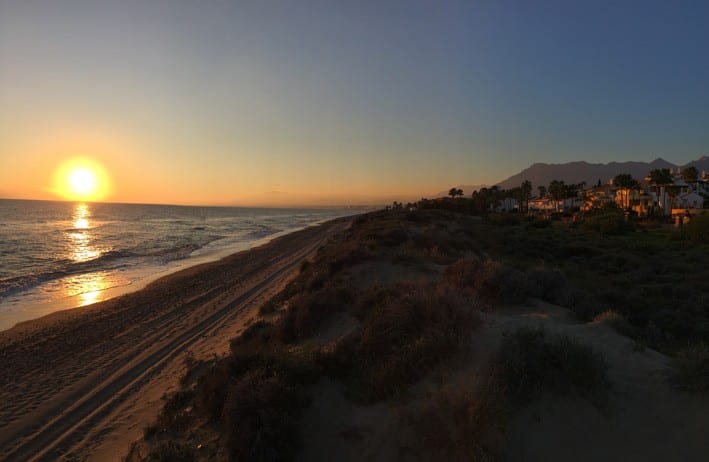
[0,217,352,461]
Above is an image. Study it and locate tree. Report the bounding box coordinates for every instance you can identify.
[448,187,463,199]
[613,173,639,210]
[648,168,676,213]
[520,180,532,213]
[682,166,699,183]
[548,180,566,212]
[537,185,547,198]
[649,168,673,187]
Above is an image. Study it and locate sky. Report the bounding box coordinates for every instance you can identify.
[1,0,708,205]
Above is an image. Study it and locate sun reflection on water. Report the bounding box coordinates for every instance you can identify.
[69,203,100,262]
[65,203,109,305]
[64,271,110,306]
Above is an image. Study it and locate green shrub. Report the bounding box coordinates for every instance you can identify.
[497,327,609,407]
[442,258,527,305]
[276,286,350,342]
[682,213,709,243]
[488,213,521,226]
[580,209,634,235]
[672,343,709,392]
[525,267,567,299]
[145,441,195,462]
[409,375,506,462]
[320,284,479,401]
[223,370,304,461]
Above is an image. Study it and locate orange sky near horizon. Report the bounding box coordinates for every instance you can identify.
[0,127,448,206]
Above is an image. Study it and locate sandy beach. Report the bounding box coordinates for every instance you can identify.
[0,217,351,462]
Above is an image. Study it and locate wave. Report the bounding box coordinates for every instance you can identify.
[0,243,205,299]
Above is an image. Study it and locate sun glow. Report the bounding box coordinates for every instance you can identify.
[53,158,112,201]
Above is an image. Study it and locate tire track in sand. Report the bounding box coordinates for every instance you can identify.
[0,219,347,461]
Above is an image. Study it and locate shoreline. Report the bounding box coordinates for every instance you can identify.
[0,216,355,461]
[0,214,359,333]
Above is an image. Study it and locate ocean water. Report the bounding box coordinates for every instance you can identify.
[0,199,360,330]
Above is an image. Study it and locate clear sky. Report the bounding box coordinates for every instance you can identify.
[1,0,708,205]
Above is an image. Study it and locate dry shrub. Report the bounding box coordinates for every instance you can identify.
[375,227,409,247]
[442,258,527,305]
[441,257,480,289]
[593,310,634,336]
[409,371,506,462]
[319,283,479,401]
[276,285,351,342]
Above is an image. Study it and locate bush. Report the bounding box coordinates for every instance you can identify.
[549,286,603,321]
[319,284,479,401]
[276,286,349,342]
[672,343,709,392]
[525,267,567,299]
[197,362,231,421]
[442,258,528,305]
[148,390,195,434]
[593,310,634,336]
[487,213,521,226]
[682,213,709,243]
[580,209,634,235]
[222,370,304,461]
[145,441,195,462]
[408,375,506,461]
[496,327,609,407]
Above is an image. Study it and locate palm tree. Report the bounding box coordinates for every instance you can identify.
[548,180,566,212]
[448,187,463,199]
[613,173,638,210]
[649,168,675,214]
[520,180,532,213]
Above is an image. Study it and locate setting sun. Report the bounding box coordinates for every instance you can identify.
[52,158,112,201]
[68,168,97,197]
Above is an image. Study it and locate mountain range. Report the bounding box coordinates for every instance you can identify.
[495,156,709,191]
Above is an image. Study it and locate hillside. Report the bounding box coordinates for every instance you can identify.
[127,208,709,462]
[496,157,706,190]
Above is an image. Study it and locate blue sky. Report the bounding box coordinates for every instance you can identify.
[1,0,708,204]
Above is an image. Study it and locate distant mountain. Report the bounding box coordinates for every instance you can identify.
[495,157,708,190]
[684,155,709,174]
[432,184,489,198]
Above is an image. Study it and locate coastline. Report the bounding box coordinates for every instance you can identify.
[0,214,358,333]
[0,215,356,461]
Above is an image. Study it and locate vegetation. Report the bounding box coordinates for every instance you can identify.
[682,212,709,243]
[318,283,479,401]
[682,166,699,183]
[613,173,639,210]
[672,343,709,392]
[497,327,610,407]
[135,200,709,461]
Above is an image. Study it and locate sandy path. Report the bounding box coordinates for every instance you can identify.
[0,218,350,462]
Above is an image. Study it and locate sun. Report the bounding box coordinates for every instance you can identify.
[68,168,97,197]
[53,158,112,201]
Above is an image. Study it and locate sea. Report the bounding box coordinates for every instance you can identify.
[0,199,362,331]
